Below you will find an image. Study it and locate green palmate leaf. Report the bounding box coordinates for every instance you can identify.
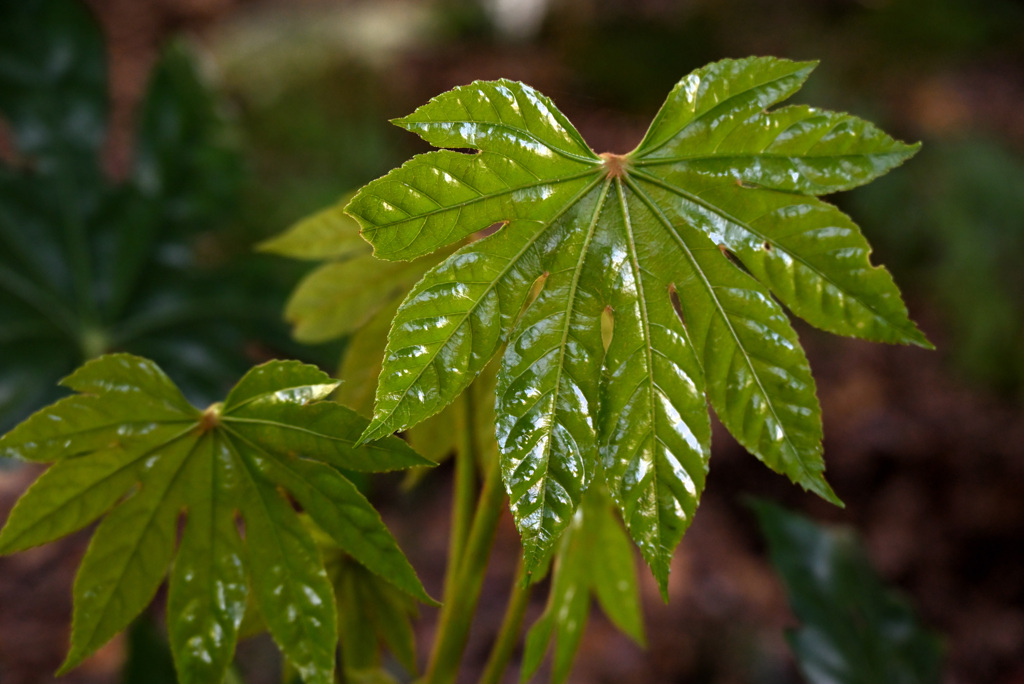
[752,501,944,684]
[0,354,432,684]
[521,487,644,684]
[348,58,926,589]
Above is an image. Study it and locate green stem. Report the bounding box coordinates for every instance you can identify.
[422,439,506,684]
[443,393,477,601]
[479,558,531,684]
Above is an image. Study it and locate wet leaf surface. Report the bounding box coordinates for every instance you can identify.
[347,57,925,588]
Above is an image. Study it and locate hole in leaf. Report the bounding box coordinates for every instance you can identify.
[601,305,614,352]
[762,241,772,251]
[175,508,188,547]
[472,221,506,242]
[528,272,549,306]
[718,243,752,276]
[668,283,685,327]
[234,510,246,539]
[512,271,549,330]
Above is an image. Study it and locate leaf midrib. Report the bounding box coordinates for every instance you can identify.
[521,178,611,563]
[633,150,909,168]
[610,178,668,561]
[358,167,598,237]
[223,415,403,459]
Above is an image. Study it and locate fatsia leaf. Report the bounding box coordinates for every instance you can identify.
[752,500,944,684]
[0,353,433,684]
[347,57,926,587]
[521,486,644,684]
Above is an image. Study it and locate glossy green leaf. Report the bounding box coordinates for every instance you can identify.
[0,0,291,435]
[0,353,433,684]
[521,487,643,684]
[348,58,925,584]
[752,500,944,684]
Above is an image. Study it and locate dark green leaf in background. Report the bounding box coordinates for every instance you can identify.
[0,0,292,435]
[0,354,432,684]
[345,57,926,589]
[752,500,944,684]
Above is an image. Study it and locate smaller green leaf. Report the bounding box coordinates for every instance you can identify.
[588,495,645,646]
[336,300,402,417]
[521,486,643,684]
[333,554,419,676]
[0,354,431,684]
[752,500,944,684]
[258,197,368,261]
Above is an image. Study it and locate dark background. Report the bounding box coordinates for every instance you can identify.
[1,1,1023,682]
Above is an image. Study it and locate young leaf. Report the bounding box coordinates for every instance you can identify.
[347,58,926,586]
[521,486,644,684]
[0,353,433,684]
[752,500,944,684]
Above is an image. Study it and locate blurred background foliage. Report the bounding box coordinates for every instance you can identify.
[1,0,1023,683]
